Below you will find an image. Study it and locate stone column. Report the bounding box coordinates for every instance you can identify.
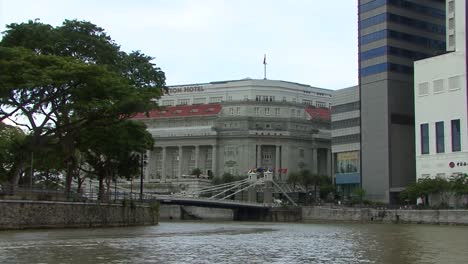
[212,144,217,177]
[275,145,280,179]
[178,146,183,179]
[256,144,262,168]
[312,148,318,174]
[282,145,289,180]
[326,148,332,177]
[195,145,200,169]
[161,147,166,181]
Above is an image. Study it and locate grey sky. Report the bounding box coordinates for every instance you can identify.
[0,0,358,89]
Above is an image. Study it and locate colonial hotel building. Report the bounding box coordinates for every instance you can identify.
[132,79,332,182]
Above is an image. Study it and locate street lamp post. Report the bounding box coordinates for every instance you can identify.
[140,152,147,201]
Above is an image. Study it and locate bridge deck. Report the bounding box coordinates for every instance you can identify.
[155,195,272,209]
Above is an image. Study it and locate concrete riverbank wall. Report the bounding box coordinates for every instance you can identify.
[302,206,468,225]
[160,205,302,222]
[0,200,158,230]
[160,205,234,220]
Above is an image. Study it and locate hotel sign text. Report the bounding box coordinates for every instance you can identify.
[168,86,204,94]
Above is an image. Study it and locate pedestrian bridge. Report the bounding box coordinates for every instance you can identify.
[155,194,271,209]
[151,174,298,211]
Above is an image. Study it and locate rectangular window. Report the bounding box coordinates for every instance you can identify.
[449,34,455,48]
[236,107,241,115]
[433,79,445,93]
[436,121,445,153]
[229,108,234,115]
[449,1,455,12]
[449,17,455,30]
[452,119,461,152]
[177,99,189,105]
[421,123,429,154]
[193,97,206,104]
[449,75,461,90]
[418,82,429,96]
[254,107,260,116]
[275,108,280,116]
[209,97,223,103]
[265,108,270,116]
[162,100,174,106]
[316,101,327,108]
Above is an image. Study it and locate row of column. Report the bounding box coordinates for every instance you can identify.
[255,144,331,176]
[156,145,217,181]
[148,144,332,180]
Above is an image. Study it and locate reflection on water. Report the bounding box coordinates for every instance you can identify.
[1,222,468,263]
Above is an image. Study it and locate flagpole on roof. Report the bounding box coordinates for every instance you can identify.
[263,54,267,80]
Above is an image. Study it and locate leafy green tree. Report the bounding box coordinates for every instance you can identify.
[191,168,202,178]
[0,19,166,195]
[403,177,452,206]
[0,123,26,187]
[352,186,366,205]
[287,171,301,190]
[79,120,154,200]
[451,174,468,200]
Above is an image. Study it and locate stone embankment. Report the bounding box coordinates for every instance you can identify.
[0,200,158,230]
[302,206,468,225]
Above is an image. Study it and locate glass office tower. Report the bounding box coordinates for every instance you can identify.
[358,0,446,203]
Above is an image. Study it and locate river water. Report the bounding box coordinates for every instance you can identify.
[1,222,468,264]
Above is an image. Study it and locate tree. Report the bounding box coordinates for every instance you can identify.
[352,187,366,205]
[287,172,301,190]
[451,174,468,204]
[402,177,452,206]
[0,19,166,195]
[0,123,26,188]
[191,168,202,178]
[79,120,154,200]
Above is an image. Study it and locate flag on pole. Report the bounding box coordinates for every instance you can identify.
[263,54,267,65]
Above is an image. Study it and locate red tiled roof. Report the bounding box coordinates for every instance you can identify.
[132,104,222,119]
[305,106,330,121]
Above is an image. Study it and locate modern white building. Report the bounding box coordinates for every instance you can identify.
[415,0,467,179]
[133,79,333,183]
[331,86,360,198]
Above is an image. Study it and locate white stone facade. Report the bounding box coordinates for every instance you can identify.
[133,79,333,182]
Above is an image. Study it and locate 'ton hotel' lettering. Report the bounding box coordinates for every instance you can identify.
[168,86,204,94]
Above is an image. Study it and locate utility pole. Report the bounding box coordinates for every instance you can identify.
[140,152,147,201]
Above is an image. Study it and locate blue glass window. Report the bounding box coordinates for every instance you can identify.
[360,0,445,20]
[360,0,386,13]
[360,13,445,35]
[451,119,461,152]
[421,123,429,154]
[361,30,387,45]
[436,121,445,153]
[360,63,388,77]
[360,63,412,77]
[360,46,430,61]
[361,14,387,29]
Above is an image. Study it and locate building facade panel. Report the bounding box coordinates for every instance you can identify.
[359,0,446,203]
[415,0,468,180]
[134,79,333,183]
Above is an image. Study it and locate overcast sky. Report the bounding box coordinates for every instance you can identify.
[0,0,358,90]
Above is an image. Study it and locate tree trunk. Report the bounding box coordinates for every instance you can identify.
[8,161,24,195]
